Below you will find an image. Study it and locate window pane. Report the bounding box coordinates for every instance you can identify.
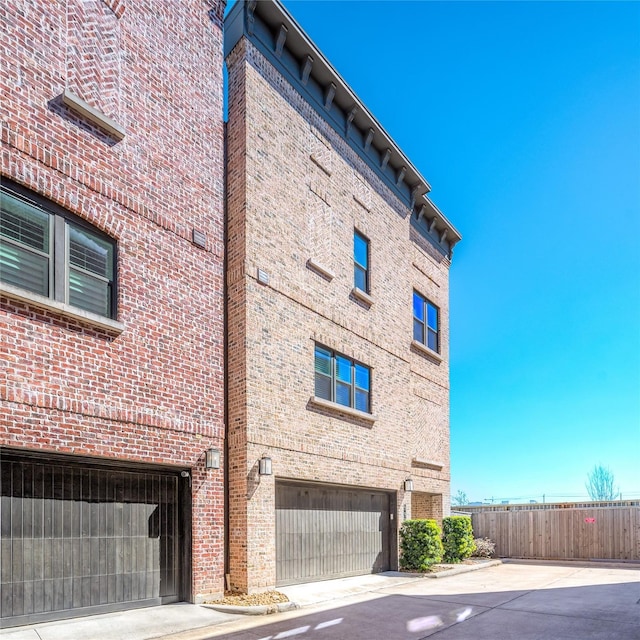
[313,344,372,412]
[355,389,369,413]
[353,231,368,268]
[314,346,332,376]
[335,381,351,407]
[315,373,332,401]
[413,292,424,321]
[428,328,438,352]
[355,364,369,391]
[354,265,367,291]
[335,356,352,384]
[69,268,112,317]
[0,242,49,296]
[1,194,50,252]
[68,224,114,279]
[413,318,424,343]
[427,303,438,331]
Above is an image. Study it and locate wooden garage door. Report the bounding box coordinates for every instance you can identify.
[276,482,391,586]
[0,454,182,627]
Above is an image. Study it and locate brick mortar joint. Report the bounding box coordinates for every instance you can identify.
[247,438,449,477]
[409,366,450,392]
[0,383,223,437]
[1,122,223,259]
[243,42,426,222]
[245,269,449,376]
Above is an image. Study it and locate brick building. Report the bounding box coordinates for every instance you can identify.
[225,0,461,592]
[1,0,226,625]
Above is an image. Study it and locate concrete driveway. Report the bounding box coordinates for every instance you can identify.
[183,561,640,640]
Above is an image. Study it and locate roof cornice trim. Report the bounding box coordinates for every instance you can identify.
[224,0,461,256]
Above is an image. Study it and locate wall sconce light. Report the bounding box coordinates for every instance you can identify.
[205,448,221,470]
[259,455,272,476]
[404,478,414,492]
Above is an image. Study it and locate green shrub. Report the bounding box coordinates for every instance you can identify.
[400,519,444,571]
[472,537,496,558]
[442,516,476,563]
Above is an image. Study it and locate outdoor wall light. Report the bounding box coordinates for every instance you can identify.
[259,455,273,476]
[205,448,221,470]
[404,478,414,492]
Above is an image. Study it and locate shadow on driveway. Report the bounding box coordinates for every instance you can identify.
[204,578,640,640]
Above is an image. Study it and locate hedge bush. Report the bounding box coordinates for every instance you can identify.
[400,519,443,571]
[442,516,476,563]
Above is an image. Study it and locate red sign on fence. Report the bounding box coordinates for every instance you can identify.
[584,517,596,523]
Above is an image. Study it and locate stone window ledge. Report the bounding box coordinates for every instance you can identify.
[411,339,442,363]
[412,457,444,471]
[310,153,332,176]
[62,90,126,140]
[353,193,371,212]
[1,282,125,334]
[351,287,373,306]
[306,258,334,281]
[308,396,377,424]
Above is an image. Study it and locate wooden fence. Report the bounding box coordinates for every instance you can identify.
[459,502,640,561]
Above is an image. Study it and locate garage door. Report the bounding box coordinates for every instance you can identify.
[276,482,391,586]
[0,452,184,627]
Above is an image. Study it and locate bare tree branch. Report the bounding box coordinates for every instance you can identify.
[452,490,469,506]
[585,465,619,501]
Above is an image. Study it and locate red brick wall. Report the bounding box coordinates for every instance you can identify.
[1,0,226,601]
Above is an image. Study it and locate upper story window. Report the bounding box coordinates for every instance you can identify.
[353,229,369,293]
[314,344,371,413]
[413,290,439,353]
[1,182,116,319]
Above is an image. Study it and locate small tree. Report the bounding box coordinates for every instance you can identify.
[442,516,476,563]
[585,465,619,501]
[452,490,469,506]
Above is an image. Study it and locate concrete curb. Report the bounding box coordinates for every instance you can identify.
[200,601,298,616]
[201,561,502,616]
[426,559,502,578]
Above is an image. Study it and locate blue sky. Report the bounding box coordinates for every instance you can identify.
[227,1,640,503]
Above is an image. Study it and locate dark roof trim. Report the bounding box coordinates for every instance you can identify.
[224,0,461,257]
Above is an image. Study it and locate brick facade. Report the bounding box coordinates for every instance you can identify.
[2,0,459,612]
[1,0,226,606]
[226,2,456,592]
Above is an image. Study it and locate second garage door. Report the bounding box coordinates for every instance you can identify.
[276,482,392,586]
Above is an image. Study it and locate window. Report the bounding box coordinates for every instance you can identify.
[413,291,439,353]
[314,345,371,413]
[353,229,369,293]
[1,183,116,319]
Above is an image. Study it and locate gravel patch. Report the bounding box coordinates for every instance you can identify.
[204,591,290,607]
[432,558,491,572]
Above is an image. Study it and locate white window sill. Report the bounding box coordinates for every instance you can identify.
[351,287,373,306]
[411,339,442,362]
[308,396,377,424]
[306,258,334,281]
[0,282,125,334]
